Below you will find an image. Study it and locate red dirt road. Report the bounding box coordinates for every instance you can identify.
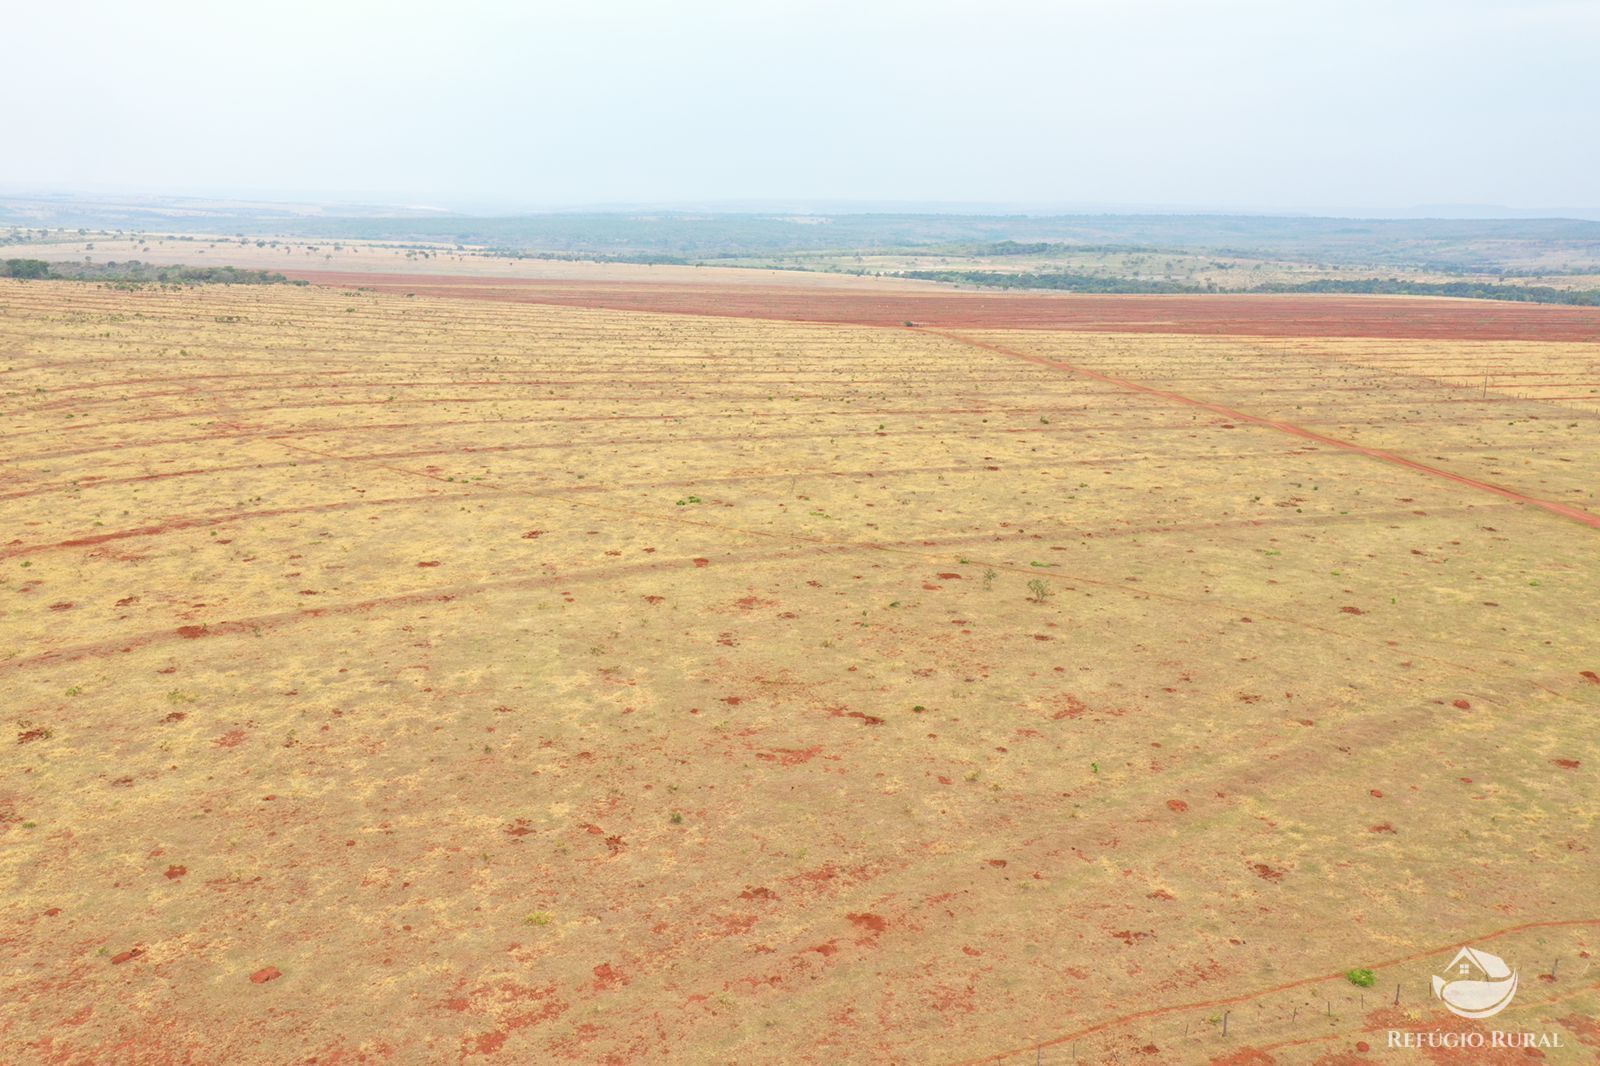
[287,269,1600,341]
[931,329,1600,531]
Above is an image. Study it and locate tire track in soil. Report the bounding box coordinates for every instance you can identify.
[20,379,1596,435]
[0,490,510,560]
[5,426,1527,682]
[156,361,1570,682]
[0,401,1159,442]
[0,544,851,674]
[0,409,1574,492]
[0,308,1577,684]
[927,329,1600,532]
[953,917,1600,1066]
[2,500,1532,679]
[0,477,1513,561]
[8,414,1072,464]
[3,418,1206,466]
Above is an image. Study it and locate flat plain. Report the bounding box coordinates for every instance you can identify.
[2,275,1598,1064]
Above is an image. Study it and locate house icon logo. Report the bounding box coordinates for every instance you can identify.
[1432,946,1518,1019]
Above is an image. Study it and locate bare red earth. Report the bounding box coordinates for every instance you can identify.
[286,271,1600,341]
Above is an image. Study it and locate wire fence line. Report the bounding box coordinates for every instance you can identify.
[977,952,1594,1065]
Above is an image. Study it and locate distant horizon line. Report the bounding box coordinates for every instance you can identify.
[4,188,1600,223]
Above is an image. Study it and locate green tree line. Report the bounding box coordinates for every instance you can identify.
[902,269,1600,305]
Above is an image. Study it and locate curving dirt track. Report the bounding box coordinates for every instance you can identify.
[928,329,1600,531]
[3,278,1598,1065]
[287,269,1600,341]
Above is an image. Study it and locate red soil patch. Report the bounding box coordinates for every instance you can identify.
[846,913,888,934]
[164,865,187,879]
[591,963,629,991]
[1551,758,1580,769]
[249,966,282,984]
[756,746,823,766]
[1251,863,1286,882]
[469,1031,508,1055]
[109,947,144,965]
[1557,1014,1600,1048]
[1051,695,1091,720]
[1166,799,1189,813]
[287,271,1600,342]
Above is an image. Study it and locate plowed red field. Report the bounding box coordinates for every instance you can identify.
[288,269,1600,341]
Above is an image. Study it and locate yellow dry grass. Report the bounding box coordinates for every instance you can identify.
[3,236,940,290]
[2,279,1597,1064]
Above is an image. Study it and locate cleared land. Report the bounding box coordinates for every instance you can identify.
[285,270,1600,342]
[2,278,1597,1064]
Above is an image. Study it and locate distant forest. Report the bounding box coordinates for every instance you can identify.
[1,259,305,286]
[222,213,1600,273]
[902,270,1600,305]
[9,199,1600,303]
[10,202,1600,273]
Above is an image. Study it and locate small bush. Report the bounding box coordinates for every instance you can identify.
[1347,968,1377,987]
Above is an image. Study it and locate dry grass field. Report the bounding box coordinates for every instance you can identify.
[2,277,1598,1064]
[2,235,941,290]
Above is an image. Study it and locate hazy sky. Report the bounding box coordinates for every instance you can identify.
[7,0,1598,213]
